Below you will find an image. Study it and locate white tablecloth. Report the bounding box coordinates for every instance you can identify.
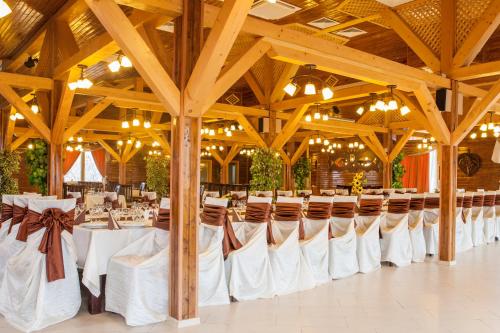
[73,226,154,297]
[85,194,127,209]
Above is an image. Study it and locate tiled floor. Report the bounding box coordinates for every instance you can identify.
[3,243,500,333]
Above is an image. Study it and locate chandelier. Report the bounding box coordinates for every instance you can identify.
[355,85,410,116]
[417,137,436,150]
[470,112,500,139]
[283,64,335,101]
[239,147,256,156]
[305,103,330,122]
[148,142,162,156]
[68,65,93,90]
[201,122,244,137]
[108,54,133,73]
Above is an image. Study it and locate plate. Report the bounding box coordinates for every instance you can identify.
[80,222,108,229]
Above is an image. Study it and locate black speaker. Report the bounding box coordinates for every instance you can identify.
[332,106,340,115]
[436,88,450,112]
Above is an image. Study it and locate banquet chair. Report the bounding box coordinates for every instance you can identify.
[496,191,500,240]
[383,189,395,199]
[408,194,426,262]
[276,190,293,197]
[335,188,349,196]
[355,195,383,273]
[300,195,333,285]
[66,191,83,205]
[225,196,275,300]
[105,199,170,326]
[104,191,120,209]
[269,196,315,295]
[296,190,312,198]
[0,194,15,242]
[482,191,496,244]
[0,198,80,332]
[320,189,336,196]
[471,192,485,247]
[255,190,274,198]
[198,197,230,306]
[454,192,465,253]
[423,193,440,255]
[141,191,157,205]
[380,193,412,267]
[329,195,359,279]
[460,193,474,252]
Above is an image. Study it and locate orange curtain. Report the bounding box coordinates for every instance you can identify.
[91,148,106,177]
[63,151,80,174]
[401,153,429,193]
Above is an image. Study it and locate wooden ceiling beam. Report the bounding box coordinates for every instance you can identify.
[290,137,309,165]
[223,144,241,165]
[383,8,440,73]
[270,63,300,104]
[209,149,224,165]
[52,69,80,145]
[145,128,170,154]
[388,129,415,162]
[186,0,254,115]
[114,0,182,16]
[0,72,53,91]
[98,138,122,161]
[236,115,267,148]
[11,128,36,151]
[359,134,388,163]
[453,0,500,67]
[450,60,500,81]
[314,15,380,35]
[271,104,310,150]
[413,85,451,145]
[201,38,270,114]
[243,71,267,105]
[67,116,169,132]
[4,107,17,150]
[63,98,113,142]
[85,0,180,116]
[452,78,500,145]
[202,133,255,144]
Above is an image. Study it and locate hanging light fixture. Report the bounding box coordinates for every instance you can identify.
[0,0,12,18]
[283,64,335,101]
[357,86,410,116]
[283,82,298,97]
[108,54,133,72]
[487,112,495,130]
[143,119,151,129]
[470,132,477,139]
[135,140,142,148]
[117,140,123,146]
[127,137,133,145]
[68,65,93,90]
[30,94,39,114]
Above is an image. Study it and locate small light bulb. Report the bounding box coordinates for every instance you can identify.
[480,123,487,131]
[430,137,435,142]
[387,99,398,110]
[470,133,477,139]
[117,140,123,146]
[481,132,487,138]
[359,144,365,149]
[238,124,243,131]
[316,137,322,144]
[143,120,151,129]
[417,143,422,149]
[308,138,314,145]
[31,104,39,114]
[121,121,129,129]
[226,131,232,137]
[132,118,140,127]
[305,114,312,122]
[68,137,74,142]
[127,138,132,144]
[369,104,376,112]
[219,146,224,151]
[209,129,215,136]
[28,143,34,149]
[321,148,325,153]
[323,139,329,146]
[313,111,321,120]
[230,124,236,131]
[488,122,495,130]
[120,56,133,67]
[108,60,121,73]
[322,113,329,121]
[322,87,334,100]
[135,140,142,148]
[77,137,83,142]
[375,100,385,110]
[400,105,411,116]
[15,113,24,120]
[211,144,216,150]
[304,82,316,95]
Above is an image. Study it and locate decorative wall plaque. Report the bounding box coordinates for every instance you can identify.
[458,152,481,176]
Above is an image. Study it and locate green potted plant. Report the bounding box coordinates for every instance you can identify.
[25,140,48,195]
[0,150,20,200]
[146,155,170,198]
[392,152,405,189]
[292,157,311,190]
[249,148,283,191]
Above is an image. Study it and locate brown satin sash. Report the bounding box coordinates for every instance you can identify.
[331,202,355,218]
[1,203,13,224]
[66,194,83,205]
[154,208,170,231]
[307,202,332,220]
[358,199,383,216]
[387,199,410,214]
[483,195,495,207]
[495,195,500,206]
[274,202,304,240]
[8,204,28,234]
[245,202,274,244]
[424,197,440,209]
[409,198,424,211]
[472,195,483,207]
[456,196,464,208]
[104,196,119,209]
[17,208,75,282]
[202,204,242,258]
[463,196,473,208]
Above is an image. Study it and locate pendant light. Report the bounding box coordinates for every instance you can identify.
[68,65,93,90]
[304,82,316,95]
[30,94,39,114]
[283,82,298,97]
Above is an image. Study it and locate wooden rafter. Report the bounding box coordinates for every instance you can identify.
[186,0,254,114]
[224,144,241,165]
[114,0,182,16]
[388,129,415,162]
[98,139,122,161]
[359,134,388,163]
[236,115,267,148]
[452,78,500,145]
[453,0,500,67]
[85,0,180,116]
[145,128,170,153]
[450,60,500,81]
[210,149,224,165]
[11,128,36,151]
[0,72,53,91]
[279,148,291,165]
[383,9,440,73]
[271,104,310,150]
[270,63,299,103]
[314,15,380,35]
[4,107,17,149]
[291,137,309,165]
[413,85,450,145]
[63,99,113,142]
[243,71,266,105]
[52,69,80,144]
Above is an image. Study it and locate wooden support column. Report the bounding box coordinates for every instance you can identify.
[439,80,459,263]
[118,162,127,184]
[169,0,202,323]
[383,113,392,188]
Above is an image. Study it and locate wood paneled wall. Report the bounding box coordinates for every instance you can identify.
[105,152,146,185]
[457,137,500,191]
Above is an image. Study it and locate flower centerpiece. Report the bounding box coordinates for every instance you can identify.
[351,171,366,195]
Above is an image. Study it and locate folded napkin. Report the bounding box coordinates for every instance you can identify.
[74,211,85,225]
[107,212,120,230]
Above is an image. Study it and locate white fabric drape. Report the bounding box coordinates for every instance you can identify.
[496,190,500,239]
[483,191,496,244]
[423,193,440,255]
[356,195,383,273]
[471,193,485,247]
[455,193,465,254]
[0,198,80,332]
[409,209,426,262]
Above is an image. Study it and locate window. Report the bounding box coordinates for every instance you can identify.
[429,149,438,193]
[64,151,103,182]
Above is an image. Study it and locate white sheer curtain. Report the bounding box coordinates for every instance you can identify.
[428,149,438,193]
[63,152,102,182]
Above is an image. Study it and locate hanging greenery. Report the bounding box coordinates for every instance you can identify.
[292,157,311,190]
[0,150,20,200]
[250,148,283,191]
[351,171,367,195]
[392,152,405,189]
[25,140,48,195]
[146,155,170,198]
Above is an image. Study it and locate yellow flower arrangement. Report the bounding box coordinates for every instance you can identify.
[351,171,366,195]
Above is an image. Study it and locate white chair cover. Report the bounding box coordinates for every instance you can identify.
[104,191,118,201]
[335,188,349,195]
[105,228,169,326]
[199,197,230,306]
[408,194,426,262]
[483,191,496,244]
[296,190,312,197]
[141,191,157,200]
[300,196,332,285]
[203,191,220,202]
[269,197,315,295]
[225,196,275,300]
[455,192,465,254]
[356,195,383,273]
[0,194,15,243]
[471,192,485,247]
[380,194,412,267]
[329,195,358,279]
[423,193,440,255]
[66,191,82,199]
[320,189,336,196]
[0,198,80,332]
[496,190,500,239]
[460,192,474,252]
[254,190,274,198]
[276,190,293,197]
[230,191,247,199]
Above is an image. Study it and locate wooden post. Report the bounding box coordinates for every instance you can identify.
[439,80,459,263]
[118,162,127,184]
[382,125,392,188]
[169,0,202,324]
[221,164,229,184]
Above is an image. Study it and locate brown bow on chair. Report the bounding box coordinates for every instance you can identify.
[1,203,13,225]
[472,195,483,207]
[202,204,242,258]
[387,199,410,214]
[409,197,424,211]
[8,204,29,234]
[275,202,304,239]
[331,202,355,219]
[495,194,500,206]
[462,196,473,223]
[483,195,495,207]
[424,197,440,209]
[307,201,333,239]
[358,199,383,216]
[245,202,274,244]
[153,208,170,231]
[17,208,75,282]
